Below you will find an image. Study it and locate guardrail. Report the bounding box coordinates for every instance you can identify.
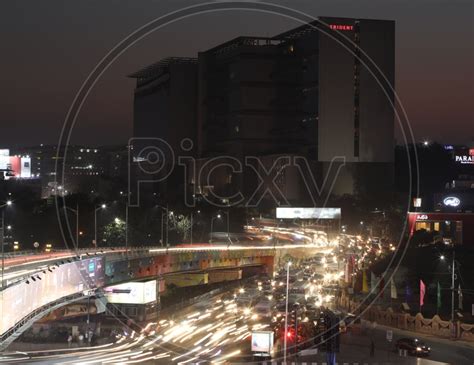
[0,292,89,350]
[1,243,318,291]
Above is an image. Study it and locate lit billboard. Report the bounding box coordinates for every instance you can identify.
[20,156,31,178]
[104,280,157,304]
[0,257,104,335]
[251,331,274,353]
[276,207,341,219]
[0,149,33,179]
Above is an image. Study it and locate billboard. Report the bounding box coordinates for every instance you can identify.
[251,331,274,353]
[20,156,31,178]
[0,150,33,179]
[104,280,157,304]
[0,257,104,335]
[276,207,341,219]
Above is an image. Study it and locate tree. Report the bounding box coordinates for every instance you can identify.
[102,218,125,246]
[168,214,192,241]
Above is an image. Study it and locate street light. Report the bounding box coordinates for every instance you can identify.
[155,204,169,248]
[283,261,292,363]
[440,252,458,338]
[1,200,13,290]
[210,214,220,243]
[210,212,230,244]
[94,204,106,248]
[189,210,200,245]
[65,203,80,250]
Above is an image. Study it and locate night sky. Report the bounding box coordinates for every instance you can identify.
[1,0,472,147]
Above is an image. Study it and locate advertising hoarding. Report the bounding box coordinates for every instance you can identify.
[20,156,31,178]
[9,156,21,177]
[276,207,341,219]
[251,331,274,353]
[104,280,157,304]
[0,257,104,335]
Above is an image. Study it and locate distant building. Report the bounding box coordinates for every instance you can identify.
[7,145,127,198]
[131,17,395,205]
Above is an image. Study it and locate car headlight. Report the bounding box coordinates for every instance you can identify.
[416,346,422,351]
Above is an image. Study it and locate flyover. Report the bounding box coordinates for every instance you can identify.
[0,243,327,349]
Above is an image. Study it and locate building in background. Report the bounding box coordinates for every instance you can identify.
[131,17,395,206]
[4,145,129,198]
[129,57,198,203]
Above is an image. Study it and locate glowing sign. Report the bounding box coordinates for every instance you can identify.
[251,331,274,353]
[104,280,157,304]
[329,24,354,31]
[443,197,460,207]
[276,207,341,219]
[416,214,428,220]
[455,155,474,164]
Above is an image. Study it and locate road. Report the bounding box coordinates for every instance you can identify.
[1,239,473,364]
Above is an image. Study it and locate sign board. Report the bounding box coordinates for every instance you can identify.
[276,207,341,219]
[443,197,461,207]
[104,280,157,304]
[413,198,422,208]
[386,330,393,342]
[455,155,474,164]
[251,331,274,353]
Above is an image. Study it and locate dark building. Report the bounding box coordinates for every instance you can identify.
[131,17,395,206]
[129,57,198,202]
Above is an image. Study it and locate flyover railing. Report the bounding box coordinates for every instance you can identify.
[0,291,89,350]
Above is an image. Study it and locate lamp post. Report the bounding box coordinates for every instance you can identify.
[189,211,199,245]
[1,200,13,290]
[65,203,79,250]
[441,252,458,338]
[451,251,455,338]
[155,205,169,248]
[210,214,219,243]
[125,203,129,255]
[94,204,106,248]
[210,212,229,243]
[283,261,292,363]
[210,214,221,243]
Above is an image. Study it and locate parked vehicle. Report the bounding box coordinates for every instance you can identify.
[395,338,431,356]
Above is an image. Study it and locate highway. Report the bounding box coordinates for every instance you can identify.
[1,242,473,364]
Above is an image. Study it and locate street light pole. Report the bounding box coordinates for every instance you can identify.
[210,216,216,243]
[65,204,80,250]
[160,212,164,247]
[94,204,106,248]
[210,214,222,243]
[1,210,4,291]
[0,200,12,290]
[451,250,456,338]
[76,202,79,250]
[190,213,193,245]
[283,261,292,363]
[125,204,129,255]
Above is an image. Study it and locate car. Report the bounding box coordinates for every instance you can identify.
[395,338,431,356]
[254,300,273,318]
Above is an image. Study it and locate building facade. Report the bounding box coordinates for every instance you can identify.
[131,17,395,206]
